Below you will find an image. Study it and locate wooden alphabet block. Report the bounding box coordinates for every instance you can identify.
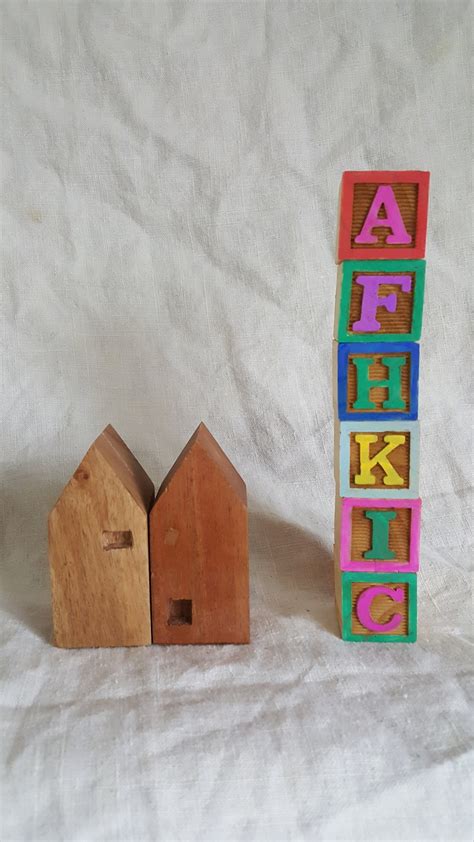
[336,498,421,573]
[335,259,426,342]
[337,342,419,421]
[335,570,417,642]
[48,425,154,648]
[149,423,249,645]
[337,171,430,262]
[337,421,419,498]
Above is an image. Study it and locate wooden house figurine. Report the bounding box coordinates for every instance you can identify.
[48,425,154,648]
[150,423,249,645]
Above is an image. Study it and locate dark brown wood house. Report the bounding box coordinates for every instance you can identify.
[149,423,249,644]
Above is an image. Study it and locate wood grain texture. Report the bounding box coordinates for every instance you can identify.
[336,259,426,344]
[337,570,417,642]
[150,423,249,645]
[336,497,421,573]
[350,581,409,636]
[48,425,154,648]
[337,171,430,262]
[346,351,411,414]
[350,505,411,563]
[351,183,418,250]
[349,430,411,489]
[348,273,416,335]
[335,567,408,634]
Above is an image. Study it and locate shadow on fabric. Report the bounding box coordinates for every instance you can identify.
[249,509,337,636]
[0,477,337,644]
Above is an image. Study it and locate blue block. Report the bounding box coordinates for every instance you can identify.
[337,341,419,421]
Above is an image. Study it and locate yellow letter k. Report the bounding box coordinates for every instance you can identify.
[354,433,406,486]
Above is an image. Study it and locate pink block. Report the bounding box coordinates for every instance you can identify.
[339,498,421,573]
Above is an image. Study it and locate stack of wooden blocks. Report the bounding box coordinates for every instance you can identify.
[333,170,430,642]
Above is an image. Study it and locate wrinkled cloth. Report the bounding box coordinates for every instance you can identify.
[0,2,472,841]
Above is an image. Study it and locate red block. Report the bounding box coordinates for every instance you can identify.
[337,171,430,262]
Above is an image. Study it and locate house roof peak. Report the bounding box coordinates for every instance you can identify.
[91,425,154,512]
[156,422,246,505]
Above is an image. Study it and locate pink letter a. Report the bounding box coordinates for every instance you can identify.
[355,185,412,245]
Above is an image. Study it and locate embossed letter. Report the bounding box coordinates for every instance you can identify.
[356,585,404,632]
[352,275,412,333]
[354,433,406,486]
[354,185,412,245]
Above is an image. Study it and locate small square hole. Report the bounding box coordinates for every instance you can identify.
[168,599,192,626]
[102,531,133,550]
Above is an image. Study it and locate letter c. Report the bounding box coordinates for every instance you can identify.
[356,585,404,633]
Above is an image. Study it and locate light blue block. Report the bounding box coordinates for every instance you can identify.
[338,420,420,499]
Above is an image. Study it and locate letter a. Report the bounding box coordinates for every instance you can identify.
[354,185,412,245]
[354,433,406,486]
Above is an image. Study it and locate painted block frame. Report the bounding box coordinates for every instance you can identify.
[338,420,420,498]
[336,259,426,343]
[337,171,430,262]
[339,497,421,572]
[341,571,417,642]
[337,341,419,421]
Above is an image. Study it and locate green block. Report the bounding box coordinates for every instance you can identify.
[341,572,417,643]
[337,260,425,343]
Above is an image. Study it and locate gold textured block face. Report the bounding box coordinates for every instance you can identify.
[336,260,426,344]
[339,421,420,500]
[350,271,414,334]
[337,171,430,261]
[346,352,411,412]
[350,580,409,636]
[351,505,410,562]
[351,182,419,251]
[338,572,417,643]
[337,341,419,422]
[337,498,421,574]
[349,430,411,489]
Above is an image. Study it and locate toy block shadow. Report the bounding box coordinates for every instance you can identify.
[0,463,60,642]
[249,509,337,636]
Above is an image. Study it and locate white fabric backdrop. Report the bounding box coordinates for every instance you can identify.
[1,2,472,840]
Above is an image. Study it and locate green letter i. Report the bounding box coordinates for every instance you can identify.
[363,509,397,559]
